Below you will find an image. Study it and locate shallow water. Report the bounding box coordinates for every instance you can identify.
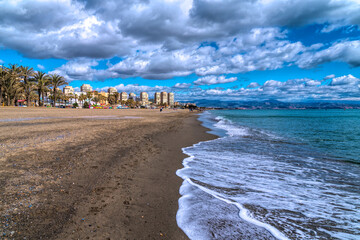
[177,110,360,240]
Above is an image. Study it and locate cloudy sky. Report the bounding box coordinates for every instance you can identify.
[1,0,360,101]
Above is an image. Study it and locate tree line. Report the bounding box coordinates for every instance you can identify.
[0,64,68,107]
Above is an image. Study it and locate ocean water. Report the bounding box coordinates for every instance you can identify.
[176,110,360,240]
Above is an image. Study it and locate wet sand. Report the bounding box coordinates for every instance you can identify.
[0,107,216,239]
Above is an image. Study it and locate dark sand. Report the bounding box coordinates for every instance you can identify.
[0,108,216,239]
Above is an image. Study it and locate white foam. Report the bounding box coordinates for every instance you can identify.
[214,116,250,137]
[187,177,288,240]
[177,143,289,240]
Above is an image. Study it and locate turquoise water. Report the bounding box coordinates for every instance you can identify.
[177,110,360,239]
[215,109,360,164]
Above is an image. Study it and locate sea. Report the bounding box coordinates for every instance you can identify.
[176,109,360,240]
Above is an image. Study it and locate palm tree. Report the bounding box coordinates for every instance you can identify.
[34,71,50,106]
[19,66,35,106]
[86,91,93,103]
[4,64,22,106]
[49,74,68,107]
[92,96,100,105]
[0,65,6,105]
[2,72,22,106]
[79,93,86,106]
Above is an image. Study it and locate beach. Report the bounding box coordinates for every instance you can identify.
[0,108,216,239]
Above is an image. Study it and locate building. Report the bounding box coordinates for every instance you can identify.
[160,92,168,105]
[108,87,117,94]
[63,86,74,95]
[129,93,136,101]
[168,92,174,106]
[99,91,109,104]
[120,92,128,102]
[80,84,93,92]
[154,92,161,105]
[140,92,149,105]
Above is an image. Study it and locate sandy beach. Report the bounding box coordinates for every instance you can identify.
[0,107,216,239]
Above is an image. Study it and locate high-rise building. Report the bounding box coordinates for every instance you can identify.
[168,92,174,106]
[160,92,168,105]
[129,93,136,101]
[120,92,128,102]
[80,84,93,92]
[140,92,149,105]
[154,92,161,105]
[63,86,74,95]
[108,87,117,94]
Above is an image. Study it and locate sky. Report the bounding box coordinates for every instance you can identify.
[0,0,360,102]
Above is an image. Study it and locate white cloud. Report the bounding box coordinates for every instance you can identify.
[0,0,359,61]
[37,64,45,70]
[184,74,360,101]
[324,74,335,80]
[0,59,4,65]
[173,83,192,88]
[193,75,237,85]
[330,74,359,86]
[297,40,360,69]
[1,0,360,83]
[247,82,260,88]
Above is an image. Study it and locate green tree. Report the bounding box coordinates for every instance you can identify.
[0,65,6,105]
[92,96,100,105]
[79,93,86,105]
[108,94,116,105]
[49,74,68,107]
[86,91,93,102]
[34,71,50,106]
[3,64,22,106]
[83,101,89,108]
[19,66,35,106]
[126,99,136,108]
[114,92,119,104]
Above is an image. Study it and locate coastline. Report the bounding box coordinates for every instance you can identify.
[0,108,216,239]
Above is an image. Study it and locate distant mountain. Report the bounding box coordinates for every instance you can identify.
[182,99,360,109]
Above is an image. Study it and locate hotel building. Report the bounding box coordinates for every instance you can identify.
[80,84,93,92]
[63,86,74,95]
[168,92,174,106]
[129,93,136,101]
[140,92,149,105]
[108,87,117,94]
[160,92,168,105]
[120,92,128,102]
[154,92,161,105]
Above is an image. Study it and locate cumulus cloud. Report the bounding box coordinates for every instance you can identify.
[193,75,237,85]
[330,74,359,86]
[37,64,45,70]
[173,83,192,89]
[1,1,360,58]
[1,0,360,82]
[185,75,360,101]
[324,74,336,80]
[0,59,4,64]
[296,40,360,68]
[247,82,260,88]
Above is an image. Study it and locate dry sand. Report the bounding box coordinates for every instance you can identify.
[0,107,216,239]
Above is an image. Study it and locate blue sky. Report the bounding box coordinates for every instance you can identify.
[0,0,360,102]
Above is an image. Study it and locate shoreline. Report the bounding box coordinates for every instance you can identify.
[0,108,216,239]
